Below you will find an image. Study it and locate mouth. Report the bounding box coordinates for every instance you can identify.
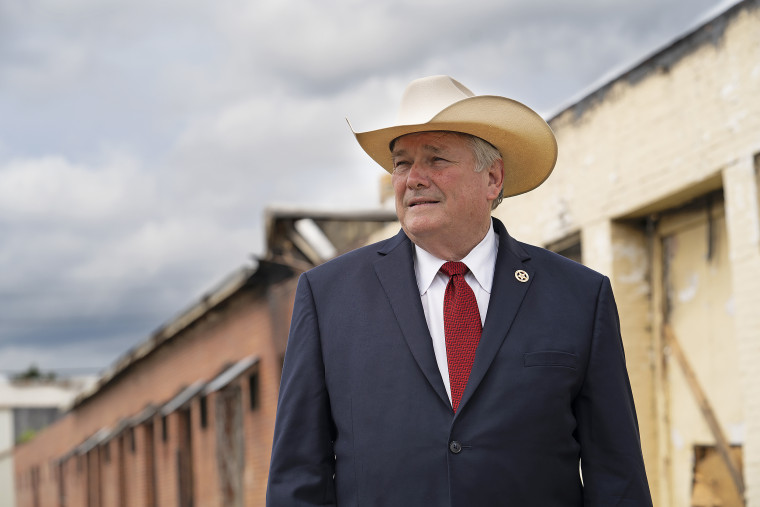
[408,198,440,208]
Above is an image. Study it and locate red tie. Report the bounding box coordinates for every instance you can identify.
[440,261,482,413]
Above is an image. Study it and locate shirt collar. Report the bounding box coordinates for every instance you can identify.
[413,219,498,295]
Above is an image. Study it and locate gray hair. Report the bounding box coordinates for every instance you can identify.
[459,133,504,209]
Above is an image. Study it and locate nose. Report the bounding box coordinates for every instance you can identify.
[406,161,430,189]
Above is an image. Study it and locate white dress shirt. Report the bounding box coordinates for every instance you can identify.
[413,220,498,403]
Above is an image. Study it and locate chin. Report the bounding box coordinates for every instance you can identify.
[402,220,443,241]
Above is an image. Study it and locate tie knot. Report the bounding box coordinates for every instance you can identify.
[440,261,469,277]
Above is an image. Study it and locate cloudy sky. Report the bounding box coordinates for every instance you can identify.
[0,0,739,375]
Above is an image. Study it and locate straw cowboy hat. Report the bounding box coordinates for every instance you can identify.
[351,75,558,198]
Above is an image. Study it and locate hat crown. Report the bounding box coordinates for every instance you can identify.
[397,75,475,125]
[351,75,558,198]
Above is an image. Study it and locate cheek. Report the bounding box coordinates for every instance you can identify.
[391,177,406,212]
[449,180,488,215]
[391,176,406,197]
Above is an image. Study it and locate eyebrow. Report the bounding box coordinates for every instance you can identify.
[391,144,445,158]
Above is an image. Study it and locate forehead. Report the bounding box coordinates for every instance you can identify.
[391,131,469,154]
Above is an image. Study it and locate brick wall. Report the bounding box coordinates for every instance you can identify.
[13,272,298,507]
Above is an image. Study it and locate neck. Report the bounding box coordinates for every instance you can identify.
[408,219,491,261]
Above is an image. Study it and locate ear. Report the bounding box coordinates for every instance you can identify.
[486,159,504,201]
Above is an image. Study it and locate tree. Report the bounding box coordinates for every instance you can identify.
[12,364,56,382]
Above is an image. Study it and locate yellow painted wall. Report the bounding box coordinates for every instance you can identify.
[494,3,760,505]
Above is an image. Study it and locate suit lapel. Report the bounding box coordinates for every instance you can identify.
[457,219,534,415]
[374,230,450,408]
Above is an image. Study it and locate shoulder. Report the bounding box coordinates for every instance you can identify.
[303,229,408,281]
[521,241,601,277]
[493,217,605,287]
[515,240,608,297]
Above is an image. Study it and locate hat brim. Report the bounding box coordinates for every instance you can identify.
[351,95,558,198]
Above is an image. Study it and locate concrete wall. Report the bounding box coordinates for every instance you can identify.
[0,409,14,507]
[494,2,760,504]
[724,153,760,504]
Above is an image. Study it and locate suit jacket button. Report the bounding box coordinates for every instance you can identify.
[449,441,462,454]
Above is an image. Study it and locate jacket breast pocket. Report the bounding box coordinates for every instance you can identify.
[523,351,578,369]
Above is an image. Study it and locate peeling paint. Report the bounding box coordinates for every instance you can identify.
[726,111,747,133]
[720,83,737,100]
[728,422,745,445]
[613,241,650,296]
[725,296,735,316]
[672,428,685,450]
[590,228,613,272]
[677,273,699,302]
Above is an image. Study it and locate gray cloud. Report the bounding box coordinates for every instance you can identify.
[0,0,736,373]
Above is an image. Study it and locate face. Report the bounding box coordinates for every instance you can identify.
[391,131,503,260]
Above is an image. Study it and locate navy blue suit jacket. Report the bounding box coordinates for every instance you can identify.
[267,218,652,506]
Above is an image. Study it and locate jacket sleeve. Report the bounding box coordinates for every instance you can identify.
[574,277,653,506]
[267,273,337,506]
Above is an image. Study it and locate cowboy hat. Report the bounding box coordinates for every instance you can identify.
[350,75,558,198]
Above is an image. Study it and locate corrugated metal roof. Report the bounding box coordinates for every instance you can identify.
[204,356,259,395]
[75,427,110,455]
[71,260,294,410]
[160,381,206,416]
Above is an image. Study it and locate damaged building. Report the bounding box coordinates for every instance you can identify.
[12,209,395,507]
[490,1,760,505]
[11,0,760,505]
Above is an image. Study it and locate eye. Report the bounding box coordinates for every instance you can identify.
[392,160,411,173]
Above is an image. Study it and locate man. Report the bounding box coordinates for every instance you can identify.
[267,75,653,506]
